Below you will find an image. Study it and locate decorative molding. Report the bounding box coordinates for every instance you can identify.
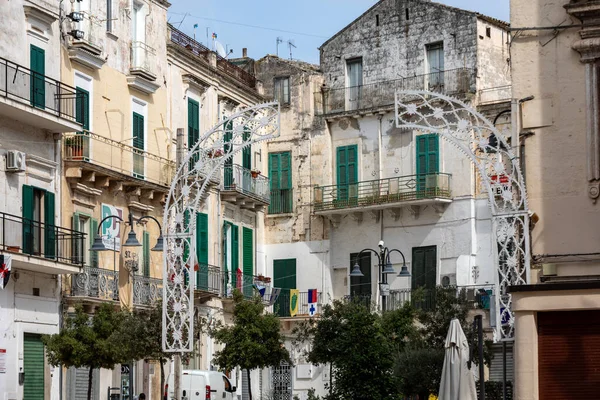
[23,5,57,27]
[182,74,210,98]
[127,75,160,95]
[589,181,600,203]
[409,205,420,219]
[389,208,402,221]
[128,200,154,213]
[351,212,363,224]
[328,215,342,229]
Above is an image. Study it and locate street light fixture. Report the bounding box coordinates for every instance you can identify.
[91,211,163,252]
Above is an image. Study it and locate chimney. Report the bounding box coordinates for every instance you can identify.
[242,48,248,58]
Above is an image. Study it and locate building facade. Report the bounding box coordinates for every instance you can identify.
[510,0,600,399]
[0,0,85,398]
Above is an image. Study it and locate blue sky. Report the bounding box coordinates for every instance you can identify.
[167,0,509,64]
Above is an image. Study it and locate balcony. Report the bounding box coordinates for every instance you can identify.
[67,12,106,70]
[0,212,85,275]
[314,68,476,117]
[386,286,494,312]
[194,263,222,302]
[268,189,293,215]
[313,173,452,223]
[68,266,119,302]
[270,290,323,319]
[221,164,270,211]
[128,41,159,94]
[0,57,83,132]
[133,275,162,306]
[63,132,175,196]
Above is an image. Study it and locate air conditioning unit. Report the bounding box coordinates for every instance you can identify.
[5,150,26,172]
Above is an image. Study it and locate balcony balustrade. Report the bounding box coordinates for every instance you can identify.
[268,188,293,214]
[133,275,162,306]
[70,266,119,301]
[221,164,270,210]
[270,290,323,318]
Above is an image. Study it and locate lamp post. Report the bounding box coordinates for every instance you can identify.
[349,241,410,311]
[90,210,163,399]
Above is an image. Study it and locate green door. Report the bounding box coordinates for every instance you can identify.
[273,259,296,317]
[30,45,45,109]
[188,99,200,170]
[411,246,437,310]
[350,252,371,304]
[133,112,144,179]
[23,334,44,400]
[416,134,439,196]
[224,120,233,188]
[242,227,253,298]
[196,213,209,290]
[336,145,358,204]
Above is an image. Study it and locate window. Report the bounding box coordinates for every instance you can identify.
[132,111,144,179]
[73,213,98,267]
[346,58,363,110]
[411,246,437,310]
[223,376,233,392]
[350,252,371,300]
[187,99,200,149]
[76,87,90,133]
[415,134,439,196]
[268,152,293,214]
[405,8,410,20]
[336,145,358,203]
[22,185,55,259]
[486,27,491,38]
[426,42,444,88]
[273,77,290,104]
[30,45,45,109]
[223,222,239,291]
[376,14,380,26]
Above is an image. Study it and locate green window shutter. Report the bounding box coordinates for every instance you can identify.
[30,45,45,109]
[411,246,436,290]
[273,259,296,317]
[242,128,251,170]
[416,134,439,195]
[269,153,280,190]
[22,185,34,254]
[232,224,239,273]
[196,213,209,290]
[337,146,347,187]
[224,121,233,187]
[44,191,56,259]
[336,145,357,201]
[143,231,150,277]
[427,134,439,173]
[416,135,427,176]
[242,227,253,297]
[76,87,89,131]
[280,151,292,189]
[188,99,200,149]
[23,333,44,400]
[133,112,144,150]
[90,218,98,268]
[72,213,81,265]
[347,145,358,184]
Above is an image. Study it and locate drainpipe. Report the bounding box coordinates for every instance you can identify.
[54,132,63,400]
[378,115,385,310]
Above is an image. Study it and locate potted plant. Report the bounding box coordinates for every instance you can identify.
[251,169,261,179]
[208,149,224,158]
[64,136,83,159]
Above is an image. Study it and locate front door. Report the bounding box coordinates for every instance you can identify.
[273,259,296,317]
[23,334,44,400]
[336,145,358,206]
[30,45,45,109]
[271,361,292,400]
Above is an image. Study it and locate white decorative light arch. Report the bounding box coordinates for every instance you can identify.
[162,102,280,352]
[395,90,530,341]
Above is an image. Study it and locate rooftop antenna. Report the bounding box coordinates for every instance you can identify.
[276,37,283,57]
[287,39,296,60]
[176,12,188,29]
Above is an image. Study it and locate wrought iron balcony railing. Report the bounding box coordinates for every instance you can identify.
[268,188,293,214]
[387,286,495,312]
[70,266,119,301]
[63,132,175,187]
[270,290,323,318]
[313,173,452,212]
[314,68,476,116]
[195,263,222,295]
[133,275,162,306]
[0,211,85,267]
[222,164,270,204]
[130,41,157,78]
[0,56,83,123]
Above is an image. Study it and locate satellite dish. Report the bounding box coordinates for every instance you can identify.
[215,41,227,58]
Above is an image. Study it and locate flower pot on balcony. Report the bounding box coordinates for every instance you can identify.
[7,245,20,253]
[251,170,261,179]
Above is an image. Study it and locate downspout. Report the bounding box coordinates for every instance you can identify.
[378,115,385,310]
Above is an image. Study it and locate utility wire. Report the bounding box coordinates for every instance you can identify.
[168,11,329,39]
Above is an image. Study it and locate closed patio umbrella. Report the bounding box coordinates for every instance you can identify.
[438,318,477,400]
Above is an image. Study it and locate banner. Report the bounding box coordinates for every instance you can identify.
[308,289,318,317]
[101,204,123,251]
[269,288,281,305]
[0,255,12,290]
[290,289,299,317]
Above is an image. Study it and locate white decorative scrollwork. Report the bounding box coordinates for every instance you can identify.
[395,91,530,341]
[162,102,280,352]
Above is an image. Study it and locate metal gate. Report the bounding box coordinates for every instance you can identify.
[271,361,292,400]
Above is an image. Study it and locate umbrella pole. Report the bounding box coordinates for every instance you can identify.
[476,315,485,400]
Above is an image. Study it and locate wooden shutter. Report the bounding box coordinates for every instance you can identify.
[188,99,199,149]
[269,153,280,190]
[72,213,81,265]
[350,252,371,297]
[30,45,45,109]
[196,213,209,289]
[231,224,239,289]
[337,145,357,200]
[280,151,291,189]
[411,246,436,289]
[76,87,90,131]
[132,112,144,150]
[427,134,439,173]
[44,190,56,259]
[273,259,297,317]
[23,333,44,400]
[143,231,150,277]
[242,227,253,297]
[538,311,600,399]
[242,128,251,169]
[337,146,347,187]
[90,218,98,268]
[22,185,34,255]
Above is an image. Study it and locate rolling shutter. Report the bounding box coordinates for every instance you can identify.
[538,310,600,399]
[242,227,253,297]
[489,343,514,383]
[23,334,44,400]
[67,366,99,400]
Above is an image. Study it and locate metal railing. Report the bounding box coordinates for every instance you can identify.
[130,41,157,77]
[195,263,222,295]
[314,68,476,115]
[133,275,162,306]
[0,56,83,123]
[387,286,495,312]
[168,26,256,88]
[71,12,103,51]
[0,211,85,267]
[313,173,452,212]
[70,266,119,300]
[268,188,293,214]
[63,132,175,187]
[222,164,270,204]
[270,290,323,318]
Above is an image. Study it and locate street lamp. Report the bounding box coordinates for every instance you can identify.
[349,241,410,311]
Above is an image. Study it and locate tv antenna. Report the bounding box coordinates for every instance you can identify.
[287,39,296,60]
[276,37,283,57]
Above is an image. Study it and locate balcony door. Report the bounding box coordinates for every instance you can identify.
[22,185,55,259]
[274,259,296,317]
[268,151,292,214]
[416,134,439,197]
[242,128,252,193]
[336,145,358,205]
[196,213,209,290]
[224,120,233,189]
[74,87,90,160]
[30,45,45,109]
[346,58,362,111]
[132,112,144,179]
[426,42,444,90]
[242,227,253,298]
[411,246,437,310]
[350,252,371,304]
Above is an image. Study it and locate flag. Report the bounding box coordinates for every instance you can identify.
[307,289,318,304]
[212,32,217,39]
[193,23,198,29]
[253,284,266,298]
[269,288,281,305]
[290,289,299,317]
[0,255,12,290]
[236,268,243,291]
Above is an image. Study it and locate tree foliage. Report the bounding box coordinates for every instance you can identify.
[210,290,290,400]
[43,303,124,400]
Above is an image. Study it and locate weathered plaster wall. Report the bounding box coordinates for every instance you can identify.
[476,20,511,92]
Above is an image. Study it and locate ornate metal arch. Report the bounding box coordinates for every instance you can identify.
[162,102,280,352]
[395,91,530,341]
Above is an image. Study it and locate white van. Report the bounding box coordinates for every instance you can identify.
[166,370,236,400]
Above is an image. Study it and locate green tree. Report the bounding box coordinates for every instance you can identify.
[43,303,124,400]
[210,290,290,400]
[394,348,445,400]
